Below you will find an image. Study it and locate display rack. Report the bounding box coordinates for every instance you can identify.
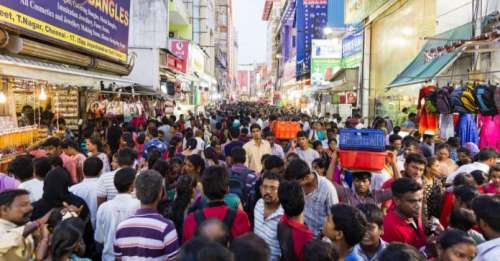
[53,88,79,130]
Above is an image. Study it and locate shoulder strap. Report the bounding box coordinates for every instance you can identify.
[277,222,297,261]
[194,209,206,225]
[223,207,238,230]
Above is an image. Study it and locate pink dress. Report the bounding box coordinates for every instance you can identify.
[483,183,500,194]
[478,114,500,151]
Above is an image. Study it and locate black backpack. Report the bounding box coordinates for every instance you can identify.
[194,207,237,239]
[277,222,297,261]
[229,169,254,207]
[474,84,498,115]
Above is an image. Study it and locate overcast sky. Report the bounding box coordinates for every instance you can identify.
[233,0,267,66]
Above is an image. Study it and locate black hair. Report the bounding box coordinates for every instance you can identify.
[148,127,159,138]
[263,128,274,138]
[178,238,234,261]
[436,143,450,152]
[204,147,220,165]
[8,155,34,182]
[117,147,136,166]
[453,173,477,188]
[44,137,62,148]
[186,138,198,151]
[447,137,460,148]
[187,154,206,175]
[147,149,162,170]
[296,131,308,138]
[249,123,261,132]
[352,171,372,181]
[49,155,64,168]
[379,243,424,261]
[261,154,271,165]
[114,167,136,193]
[328,138,338,144]
[87,136,104,152]
[453,186,479,209]
[33,157,52,179]
[241,127,249,135]
[284,159,311,181]
[136,133,146,145]
[357,203,384,228]
[405,153,427,166]
[135,170,163,204]
[477,148,497,162]
[438,229,475,250]
[312,140,323,150]
[202,166,229,200]
[330,204,368,247]
[457,147,472,157]
[312,158,328,169]
[278,180,304,217]
[0,189,29,207]
[170,175,197,238]
[472,195,500,232]
[303,239,339,261]
[449,208,476,231]
[490,165,500,176]
[230,147,246,164]
[391,177,423,197]
[402,137,419,148]
[121,132,135,149]
[152,159,169,178]
[61,139,80,151]
[83,157,103,177]
[470,170,488,186]
[230,233,270,261]
[389,134,403,144]
[263,155,284,171]
[229,127,240,139]
[261,171,282,183]
[50,218,85,260]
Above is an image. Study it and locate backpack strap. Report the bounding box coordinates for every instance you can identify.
[222,207,238,231]
[194,209,206,226]
[277,222,297,261]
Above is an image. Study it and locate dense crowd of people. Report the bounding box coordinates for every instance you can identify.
[0,102,498,261]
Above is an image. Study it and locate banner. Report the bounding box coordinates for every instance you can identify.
[312,39,342,59]
[0,0,130,62]
[296,0,328,79]
[344,0,389,25]
[169,39,189,73]
[311,58,341,86]
[189,44,205,74]
[342,29,363,68]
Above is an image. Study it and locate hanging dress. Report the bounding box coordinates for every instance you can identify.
[458,113,479,147]
[439,114,455,140]
[478,114,500,151]
[417,86,439,134]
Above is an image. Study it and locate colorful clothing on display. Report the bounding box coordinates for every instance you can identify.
[439,114,455,139]
[458,113,479,147]
[478,114,500,151]
[417,86,438,134]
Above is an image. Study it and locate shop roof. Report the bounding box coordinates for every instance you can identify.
[388,22,473,88]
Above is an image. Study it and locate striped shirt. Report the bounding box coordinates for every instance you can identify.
[96,169,120,201]
[253,199,284,261]
[304,173,339,237]
[114,208,180,261]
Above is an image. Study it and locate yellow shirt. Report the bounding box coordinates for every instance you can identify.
[0,218,34,261]
[243,139,272,173]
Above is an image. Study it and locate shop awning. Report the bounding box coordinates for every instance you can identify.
[0,53,136,87]
[388,22,473,88]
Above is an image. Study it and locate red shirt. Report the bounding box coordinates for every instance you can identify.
[439,191,455,228]
[280,215,313,261]
[483,183,500,194]
[183,202,250,242]
[383,209,427,249]
[381,179,396,211]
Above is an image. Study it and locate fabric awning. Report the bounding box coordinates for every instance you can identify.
[389,22,473,88]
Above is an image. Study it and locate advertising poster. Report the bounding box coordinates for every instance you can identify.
[169,39,189,73]
[311,58,341,86]
[0,0,130,62]
[342,29,363,68]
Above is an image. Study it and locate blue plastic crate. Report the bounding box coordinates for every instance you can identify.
[338,128,386,152]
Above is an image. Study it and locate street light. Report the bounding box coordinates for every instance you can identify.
[323,27,333,35]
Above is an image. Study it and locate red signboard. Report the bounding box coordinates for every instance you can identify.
[169,39,189,73]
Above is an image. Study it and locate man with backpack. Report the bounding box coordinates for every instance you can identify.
[229,147,258,215]
[182,165,251,242]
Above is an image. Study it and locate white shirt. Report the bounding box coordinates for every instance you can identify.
[195,137,206,151]
[296,147,320,168]
[95,193,140,261]
[18,179,43,202]
[271,143,285,159]
[446,162,490,185]
[70,177,99,228]
[243,139,272,173]
[253,199,284,261]
[304,173,339,237]
[96,169,120,201]
[475,237,500,261]
[371,168,393,191]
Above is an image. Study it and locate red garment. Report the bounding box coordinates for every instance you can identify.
[483,183,500,194]
[381,179,396,212]
[383,209,427,249]
[439,191,454,228]
[183,202,251,242]
[280,215,313,261]
[60,153,77,184]
[417,86,438,134]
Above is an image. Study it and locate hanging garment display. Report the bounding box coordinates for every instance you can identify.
[458,113,479,147]
[439,114,455,140]
[478,114,500,151]
[417,86,439,134]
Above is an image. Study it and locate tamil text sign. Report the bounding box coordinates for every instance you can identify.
[0,0,130,62]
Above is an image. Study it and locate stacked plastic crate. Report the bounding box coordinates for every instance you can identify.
[338,128,387,171]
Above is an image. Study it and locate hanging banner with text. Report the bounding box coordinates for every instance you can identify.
[0,0,130,63]
[342,29,363,68]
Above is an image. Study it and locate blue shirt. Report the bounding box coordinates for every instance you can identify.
[344,247,364,261]
[143,139,167,159]
[353,240,388,261]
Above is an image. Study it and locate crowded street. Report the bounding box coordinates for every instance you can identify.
[0,0,499,261]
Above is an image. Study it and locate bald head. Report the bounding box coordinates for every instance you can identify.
[195,218,230,246]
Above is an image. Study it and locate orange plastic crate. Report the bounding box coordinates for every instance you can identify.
[338,150,387,171]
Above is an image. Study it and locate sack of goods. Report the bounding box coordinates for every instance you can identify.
[271,121,301,140]
[338,128,387,171]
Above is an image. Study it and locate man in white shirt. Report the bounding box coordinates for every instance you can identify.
[293,131,320,168]
[472,195,500,261]
[70,157,103,229]
[264,129,285,159]
[254,171,284,261]
[95,167,140,261]
[243,124,272,173]
[96,148,136,206]
[10,156,44,203]
[446,148,497,185]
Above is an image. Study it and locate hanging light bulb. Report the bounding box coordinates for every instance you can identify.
[39,87,47,101]
[0,91,6,104]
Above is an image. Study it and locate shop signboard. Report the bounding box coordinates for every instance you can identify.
[311,58,342,86]
[312,39,342,59]
[342,30,363,68]
[169,39,189,73]
[189,44,205,74]
[0,0,130,63]
[345,0,389,25]
[283,60,297,84]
